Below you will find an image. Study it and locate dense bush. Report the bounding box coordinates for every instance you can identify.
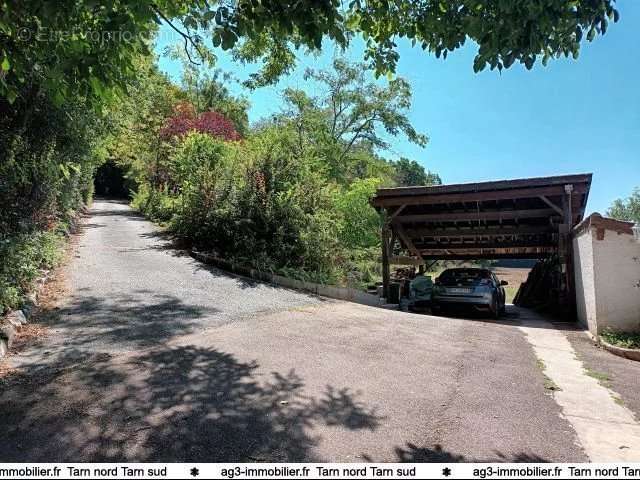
[0,83,102,313]
[0,231,64,312]
[134,128,345,283]
[0,94,100,235]
[127,59,441,288]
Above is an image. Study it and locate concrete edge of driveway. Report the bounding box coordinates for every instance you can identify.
[584,330,640,362]
[518,315,640,461]
[599,339,640,362]
[190,249,383,308]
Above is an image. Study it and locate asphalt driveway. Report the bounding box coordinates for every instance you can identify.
[0,199,587,462]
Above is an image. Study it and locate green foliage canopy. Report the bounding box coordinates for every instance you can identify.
[272,58,427,183]
[0,0,619,103]
[393,157,441,187]
[607,188,640,223]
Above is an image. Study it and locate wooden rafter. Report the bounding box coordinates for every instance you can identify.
[389,204,406,220]
[539,195,563,215]
[394,223,423,261]
[393,208,560,224]
[405,225,555,238]
[372,184,588,207]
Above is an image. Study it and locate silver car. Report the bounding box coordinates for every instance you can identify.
[431,268,507,318]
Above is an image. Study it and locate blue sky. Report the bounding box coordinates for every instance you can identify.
[155,2,639,215]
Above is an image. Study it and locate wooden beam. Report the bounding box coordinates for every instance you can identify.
[373,184,588,207]
[417,244,556,253]
[375,173,592,198]
[389,204,406,220]
[539,195,563,215]
[389,256,424,266]
[393,223,423,260]
[394,208,560,224]
[419,246,557,259]
[381,225,391,299]
[405,225,555,238]
[420,252,554,260]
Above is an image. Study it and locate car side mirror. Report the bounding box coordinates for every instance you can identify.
[500,280,508,286]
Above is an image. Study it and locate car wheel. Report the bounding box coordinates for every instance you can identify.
[491,297,500,319]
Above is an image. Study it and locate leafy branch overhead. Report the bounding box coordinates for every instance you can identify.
[0,0,619,103]
[179,0,621,84]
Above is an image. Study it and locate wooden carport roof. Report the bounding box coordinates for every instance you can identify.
[372,173,592,261]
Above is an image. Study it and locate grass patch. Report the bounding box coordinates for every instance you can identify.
[542,375,561,392]
[612,394,624,406]
[601,329,640,350]
[584,367,611,386]
[536,358,561,392]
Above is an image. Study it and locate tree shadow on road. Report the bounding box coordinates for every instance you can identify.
[138,230,194,258]
[0,345,382,462]
[37,293,218,351]
[388,442,549,463]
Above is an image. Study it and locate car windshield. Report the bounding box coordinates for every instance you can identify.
[439,269,491,287]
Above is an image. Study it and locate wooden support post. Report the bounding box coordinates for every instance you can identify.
[556,184,576,316]
[381,224,391,300]
[563,184,576,316]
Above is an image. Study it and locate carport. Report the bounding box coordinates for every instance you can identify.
[371,173,592,307]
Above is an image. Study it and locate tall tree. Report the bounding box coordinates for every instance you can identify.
[274,58,426,181]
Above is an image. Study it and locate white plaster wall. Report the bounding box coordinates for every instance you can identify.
[592,230,640,333]
[573,231,598,335]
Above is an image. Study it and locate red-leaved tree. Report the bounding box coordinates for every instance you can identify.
[159,102,240,141]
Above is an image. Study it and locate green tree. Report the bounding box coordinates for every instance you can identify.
[100,55,181,193]
[334,178,383,249]
[274,58,425,182]
[607,188,640,223]
[393,157,442,187]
